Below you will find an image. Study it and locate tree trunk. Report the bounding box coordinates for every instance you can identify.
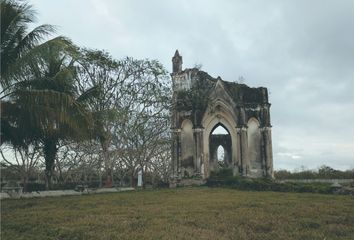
[105,168,113,187]
[130,170,135,188]
[56,159,64,184]
[100,138,113,187]
[110,163,115,186]
[152,171,156,187]
[22,175,28,192]
[141,167,145,189]
[98,169,102,188]
[83,165,87,183]
[43,138,58,190]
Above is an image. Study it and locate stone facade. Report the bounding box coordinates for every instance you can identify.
[170,50,273,185]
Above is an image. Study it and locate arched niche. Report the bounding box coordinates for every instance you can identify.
[247,118,262,177]
[180,119,194,177]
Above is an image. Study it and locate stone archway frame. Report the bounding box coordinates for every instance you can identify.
[201,99,238,178]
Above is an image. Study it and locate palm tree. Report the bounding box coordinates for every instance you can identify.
[26,43,97,189]
[1,0,96,189]
[1,0,55,89]
[2,39,96,189]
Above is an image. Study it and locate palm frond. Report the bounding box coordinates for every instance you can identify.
[0,0,57,88]
[76,85,100,103]
[17,24,57,56]
[2,37,74,91]
[13,89,92,137]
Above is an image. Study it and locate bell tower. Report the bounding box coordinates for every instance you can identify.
[172,50,183,73]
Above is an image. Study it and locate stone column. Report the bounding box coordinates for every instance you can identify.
[193,128,204,178]
[171,129,182,182]
[260,127,267,177]
[241,126,248,176]
[236,127,242,175]
[263,127,274,178]
[236,125,248,176]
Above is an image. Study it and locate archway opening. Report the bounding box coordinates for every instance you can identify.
[213,125,229,135]
[217,145,225,162]
[209,123,231,170]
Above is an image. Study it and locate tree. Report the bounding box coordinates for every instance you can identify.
[1,0,96,189]
[75,49,129,187]
[114,108,170,188]
[0,0,57,91]
[148,140,172,186]
[0,144,42,191]
[1,40,96,189]
[1,1,172,190]
[111,59,171,187]
[76,50,171,187]
[55,141,101,184]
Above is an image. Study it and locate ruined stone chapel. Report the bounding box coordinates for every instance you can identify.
[170,50,273,184]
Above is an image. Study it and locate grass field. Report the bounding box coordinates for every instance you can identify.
[1,187,354,240]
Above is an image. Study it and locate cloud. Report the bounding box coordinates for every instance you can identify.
[276,152,302,160]
[30,0,354,170]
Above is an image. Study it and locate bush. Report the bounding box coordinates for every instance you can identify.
[52,181,101,190]
[209,168,233,179]
[206,173,334,194]
[22,181,102,192]
[51,182,77,190]
[24,182,46,192]
[155,180,169,188]
[274,166,354,180]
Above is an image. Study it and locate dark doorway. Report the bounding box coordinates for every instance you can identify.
[209,123,232,168]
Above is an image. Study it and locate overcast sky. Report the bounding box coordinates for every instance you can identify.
[30,0,354,171]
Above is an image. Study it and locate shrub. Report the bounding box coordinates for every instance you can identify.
[25,182,46,192]
[210,168,233,179]
[51,181,101,191]
[156,180,169,188]
[274,166,354,180]
[51,182,78,190]
[206,174,334,194]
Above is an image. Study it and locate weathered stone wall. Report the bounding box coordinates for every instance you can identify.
[180,119,195,177]
[247,118,263,177]
[170,50,273,184]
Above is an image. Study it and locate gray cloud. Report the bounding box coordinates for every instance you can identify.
[30,0,354,170]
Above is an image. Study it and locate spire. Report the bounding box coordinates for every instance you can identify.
[172,49,183,73]
[174,50,180,57]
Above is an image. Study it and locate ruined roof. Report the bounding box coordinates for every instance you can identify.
[193,70,268,104]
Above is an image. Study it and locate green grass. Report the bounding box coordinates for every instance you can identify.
[1,187,354,240]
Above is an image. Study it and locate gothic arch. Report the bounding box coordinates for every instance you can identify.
[209,123,232,168]
[202,102,238,178]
